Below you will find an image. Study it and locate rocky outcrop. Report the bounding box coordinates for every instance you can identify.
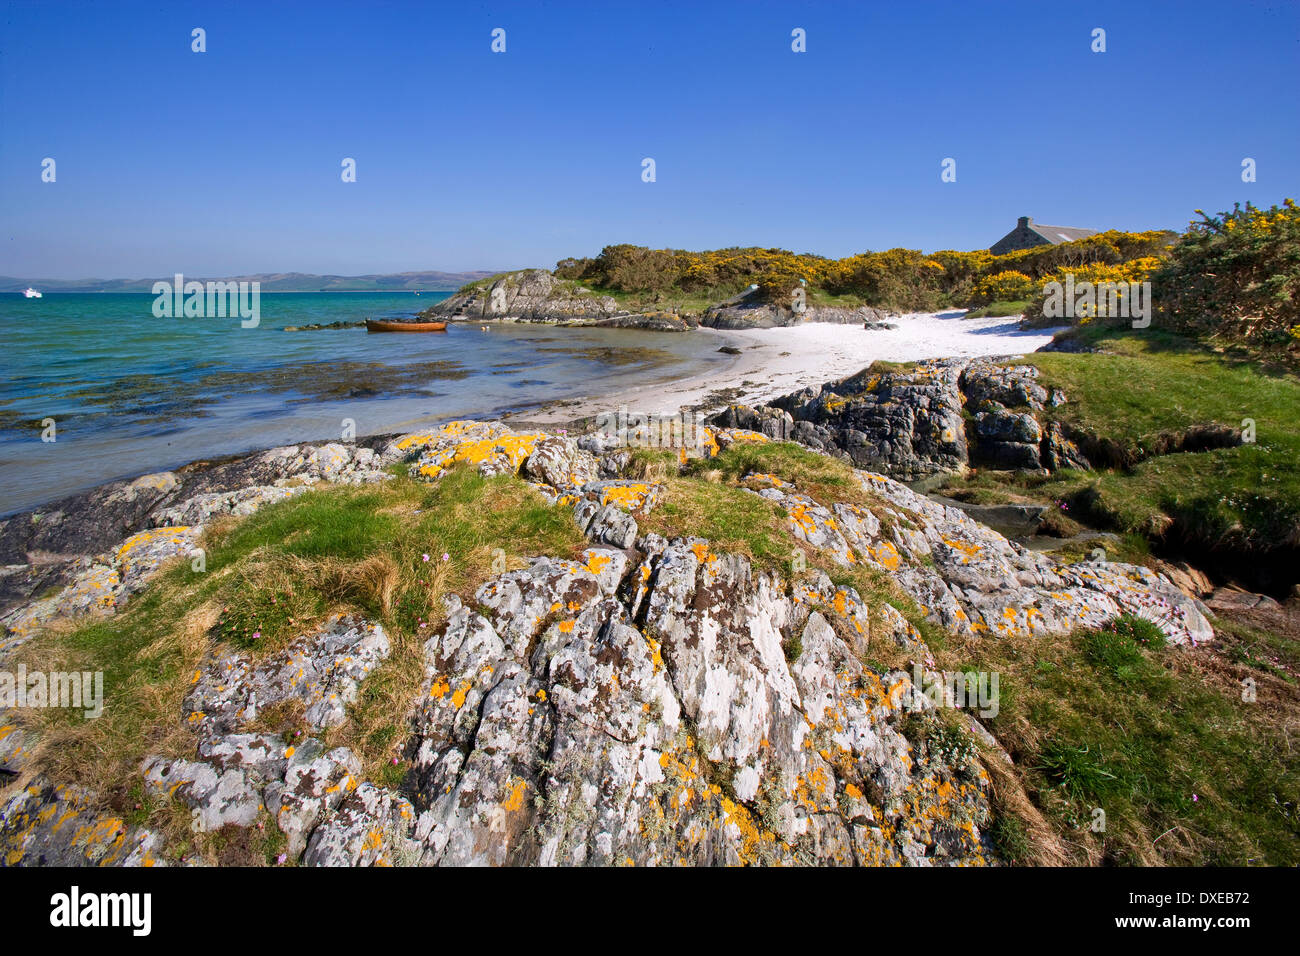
[429,270,617,322]
[0,526,202,658]
[701,287,896,329]
[2,417,1215,867]
[0,441,390,622]
[742,356,1249,483]
[404,558,988,866]
[738,358,1087,480]
[1205,587,1283,613]
[424,270,696,331]
[764,360,972,479]
[706,403,796,440]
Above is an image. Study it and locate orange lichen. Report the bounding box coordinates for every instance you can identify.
[450,680,472,709]
[865,541,901,571]
[601,484,653,511]
[501,779,528,813]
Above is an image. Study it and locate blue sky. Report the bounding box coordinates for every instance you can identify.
[2,0,1297,278]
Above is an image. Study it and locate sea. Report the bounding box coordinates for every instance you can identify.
[0,292,730,515]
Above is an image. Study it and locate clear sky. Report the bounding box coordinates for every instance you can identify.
[2,0,1297,278]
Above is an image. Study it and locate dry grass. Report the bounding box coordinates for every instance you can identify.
[981,748,1078,866]
[9,589,217,808]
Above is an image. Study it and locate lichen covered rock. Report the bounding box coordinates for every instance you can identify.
[1,417,1218,868]
[183,614,390,738]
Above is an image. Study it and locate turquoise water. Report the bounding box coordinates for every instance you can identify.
[0,292,726,514]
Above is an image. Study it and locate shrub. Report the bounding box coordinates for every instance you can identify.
[971,269,1035,306]
[553,256,595,280]
[1106,612,1168,649]
[591,244,682,293]
[824,248,947,311]
[1022,258,1164,326]
[755,271,804,306]
[1152,199,1300,346]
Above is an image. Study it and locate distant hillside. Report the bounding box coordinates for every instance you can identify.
[0,270,502,294]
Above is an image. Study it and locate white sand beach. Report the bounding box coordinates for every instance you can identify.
[512,310,1065,424]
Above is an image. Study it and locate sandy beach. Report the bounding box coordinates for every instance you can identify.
[509,310,1065,425]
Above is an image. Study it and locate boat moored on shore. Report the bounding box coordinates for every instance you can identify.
[365,317,447,332]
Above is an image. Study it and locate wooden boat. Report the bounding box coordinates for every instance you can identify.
[365,318,447,333]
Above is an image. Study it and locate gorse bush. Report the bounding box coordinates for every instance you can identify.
[1021,258,1164,326]
[994,229,1174,278]
[560,244,835,298]
[755,269,804,305]
[1152,199,1300,345]
[1023,200,1300,354]
[544,205,1298,351]
[971,270,1035,306]
[822,248,949,311]
[551,230,1178,314]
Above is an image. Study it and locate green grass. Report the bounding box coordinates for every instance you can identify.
[639,478,791,570]
[598,287,721,315]
[941,327,1300,555]
[1033,328,1300,543]
[936,614,1300,865]
[1082,621,1152,681]
[685,440,887,512]
[963,299,1030,319]
[806,289,873,309]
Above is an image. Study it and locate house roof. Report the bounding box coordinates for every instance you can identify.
[1027,222,1098,244]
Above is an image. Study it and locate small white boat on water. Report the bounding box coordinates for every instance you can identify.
[22,288,42,298]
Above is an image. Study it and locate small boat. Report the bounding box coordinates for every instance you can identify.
[23,287,42,298]
[365,318,447,333]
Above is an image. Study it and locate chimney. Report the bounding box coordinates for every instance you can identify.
[1018,216,1031,228]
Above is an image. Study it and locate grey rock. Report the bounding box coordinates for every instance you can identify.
[522,436,600,491]
[183,614,390,738]
[707,404,795,440]
[428,270,622,324]
[303,783,419,866]
[701,288,896,329]
[276,744,363,857]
